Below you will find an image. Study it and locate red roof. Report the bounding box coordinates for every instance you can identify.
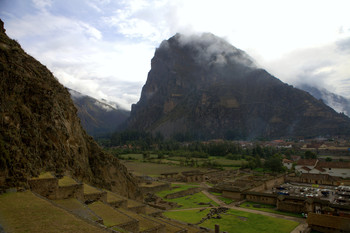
[301,166,311,171]
[283,159,293,163]
[297,159,318,166]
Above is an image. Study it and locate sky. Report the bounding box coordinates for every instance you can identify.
[0,0,350,110]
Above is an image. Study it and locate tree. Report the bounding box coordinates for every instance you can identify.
[304,150,317,159]
[325,157,332,162]
[264,155,284,173]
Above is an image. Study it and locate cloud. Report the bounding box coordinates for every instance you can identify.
[260,38,350,98]
[1,0,350,109]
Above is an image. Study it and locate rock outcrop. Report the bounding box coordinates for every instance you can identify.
[0,20,140,199]
[127,33,350,140]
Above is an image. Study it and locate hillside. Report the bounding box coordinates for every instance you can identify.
[127,33,350,140]
[298,84,350,118]
[0,20,140,198]
[69,89,129,137]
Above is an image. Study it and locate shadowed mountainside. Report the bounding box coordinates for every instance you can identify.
[0,20,140,198]
[127,33,350,140]
[69,89,129,137]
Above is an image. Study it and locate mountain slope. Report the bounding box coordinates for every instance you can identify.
[0,20,140,198]
[298,84,350,117]
[69,89,129,137]
[127,33,350,140]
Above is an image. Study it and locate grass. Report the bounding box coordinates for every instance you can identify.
[240,201,303,218]
[122,161,207,176]
[105,190,125,203]
[58,176,78,186]
[209,192,233,204]
[166,192,219,209]
[53,198,101,222]
[164,208,299,233]
[156,183,198,198]
[83,184,101,194]
[0,191,106,233]
[88,201,133,227]
[119,153,159,160]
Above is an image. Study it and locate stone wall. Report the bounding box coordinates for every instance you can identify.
[165,187,201,199]
[249,175,285,192]
[128,205,146,214]
[56,183,84,200]
[244,192,277,205]
[84,191,107,203]
[117,219,139,233]
[277,198,305,213]
[222,190,242,200]
[108,199,127,208]
[28,178,58,199]
[139,183,170,194]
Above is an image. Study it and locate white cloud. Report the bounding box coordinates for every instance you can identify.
[1,0,350,109]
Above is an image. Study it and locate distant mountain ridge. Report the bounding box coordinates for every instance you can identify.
[68,89,130,137]
[297,84,350,118]
[127,33,350,140]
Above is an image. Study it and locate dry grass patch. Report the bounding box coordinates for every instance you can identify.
[84,184,101,194]
[58,176,78,186]
[0,191,106,233]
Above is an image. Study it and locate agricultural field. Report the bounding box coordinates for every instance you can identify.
[119,153,247,171]
[164,208,299,233]
[156,184,218,209]
[0,191,106,233]
[121,161,207,176]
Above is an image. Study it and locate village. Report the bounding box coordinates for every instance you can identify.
[128,138,350,233]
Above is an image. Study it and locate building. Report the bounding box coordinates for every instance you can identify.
[296,160,350,179]
[282,159,293,170]
[295,159,318,174]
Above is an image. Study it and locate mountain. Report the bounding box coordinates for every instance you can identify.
[69,89,129,137]
[127,33,350,140]
[0,20,140,198]
[297,84,350,117]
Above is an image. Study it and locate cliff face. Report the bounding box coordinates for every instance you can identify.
[69,89,130,137]
[128,33,350,139]
[0,21,140,198]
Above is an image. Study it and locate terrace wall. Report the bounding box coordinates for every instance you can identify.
[84,191,107,203]
[139,183,170,194]
[28,178,58,199]
[56,183,84,200]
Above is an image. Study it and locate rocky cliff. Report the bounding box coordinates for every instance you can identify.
[69,89,129,137]
[0,20,140,198]
[128,33,350,140]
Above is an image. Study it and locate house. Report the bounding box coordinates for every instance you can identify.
[295,159,318,174]
[282,159,293,170]
[311,161,350,179]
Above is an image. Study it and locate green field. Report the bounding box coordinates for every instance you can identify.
[0,191,106,233]
[156,184,198,198]
[240,201,303,218]
[121,161,207,176]
[164,208,299,233]
[209,192,234,204]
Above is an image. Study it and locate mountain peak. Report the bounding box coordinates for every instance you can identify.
[128,33,350,140]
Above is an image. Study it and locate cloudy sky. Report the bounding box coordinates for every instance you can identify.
[1,0,349,109]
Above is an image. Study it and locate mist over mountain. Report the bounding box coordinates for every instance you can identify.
[127,33,350,140]
[69,89,129,137]
[297,84,350,118]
